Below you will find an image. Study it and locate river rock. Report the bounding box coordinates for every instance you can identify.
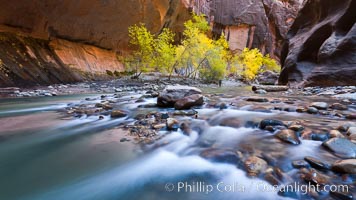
[329,130,345,138]
[157,85,202,107]
[346,114,356,120]
[259,119,286,129]
[338,122,356,132]
[275,129,301,145]
[311,102,328,110]
[332,159,356,174]
[166,118,179,131]
[330,103,348,110]
[254,89,267,94]
[288,124,304,132]
[292,160,310,169]
[347,127,356,136]
[303,169,329,186]
[256,70,278,85]
[311,132,330,141]
[174,94,204,110]
[200,148,240,164]
[322,138,356,158]
[244,156,268,176]
[111,110,127,118]
[246,97,268,102]
[307,107,319,114]
[304,156,331,170]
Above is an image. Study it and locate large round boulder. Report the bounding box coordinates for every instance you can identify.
[157,85,202,108]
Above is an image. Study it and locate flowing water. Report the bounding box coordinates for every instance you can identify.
[0,90,353,200]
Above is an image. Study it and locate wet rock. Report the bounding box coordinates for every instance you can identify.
[200,148,240,164]
[161,113,169,119]
[322,138,356,158]
[157,85,202,107]
[216,102,228,110]
[219,118,244,128]
[292,160,310,169]
[311,102,328,110]
[329,130,345,138]
[331,103,348,110]
[254,89,267,94]
[332,159,356,174]
[244,156,268,176]
[264,173,280,186]
[111,110,127,118]
[153,124,166,130]
[256,70,278,85]
[304,156,331,170]
[166,118,179,131]
[98,115,104,120]
[307,107,319,114]
[120,138,130,142]
[275,129,301,145]
[303,169,329,186]
[296,107,306,113]
[311,132,330,141]
[346,114,356,120]
[338,122,356,132]
[289,124,304,132]
[180,122,191,135]
[346,127,356,136]
[259,119,286,129]
[138,103,157,108]
[330,190,354,200]
[174,94,204,110]
[333,93,356,100]
[246,97,268,102]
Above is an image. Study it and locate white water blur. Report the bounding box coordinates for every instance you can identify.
[31,124,292,200]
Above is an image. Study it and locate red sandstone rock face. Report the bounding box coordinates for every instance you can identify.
[0,0,191,86]
[279,0,356,86]
[0,0,190,51]
[195,0,304,61]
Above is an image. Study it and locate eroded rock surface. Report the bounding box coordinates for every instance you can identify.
[279,0,356,86]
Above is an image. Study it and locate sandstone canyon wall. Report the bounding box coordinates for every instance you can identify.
[279,0,356,86]
[194,0,304,61]
[0,0,191,87]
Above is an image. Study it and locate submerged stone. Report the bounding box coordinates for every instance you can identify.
[322,138,356,158]
[275,129,301,145]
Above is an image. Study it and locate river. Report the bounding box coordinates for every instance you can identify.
[0,88,354,200]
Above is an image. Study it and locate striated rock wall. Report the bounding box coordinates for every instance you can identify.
[0,32,123,87]
[279,0,356,86]
[0,0,191,87]
[195,0,304,61]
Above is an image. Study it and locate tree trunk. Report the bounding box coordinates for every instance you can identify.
[252,85,289,92]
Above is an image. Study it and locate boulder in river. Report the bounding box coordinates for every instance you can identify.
[244,156,268,176]
[200,148,240,164]
[275,129,301,145]
[259,119,286,129]
[304,156,331,170]
[166,118,179,131]
[322,138,356,158]
[157,85,202,107]
[310,102,328,110]
[332,159,356,174]
[174,94,204,110]
[111,110,127,118]
[330,103,348,111]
